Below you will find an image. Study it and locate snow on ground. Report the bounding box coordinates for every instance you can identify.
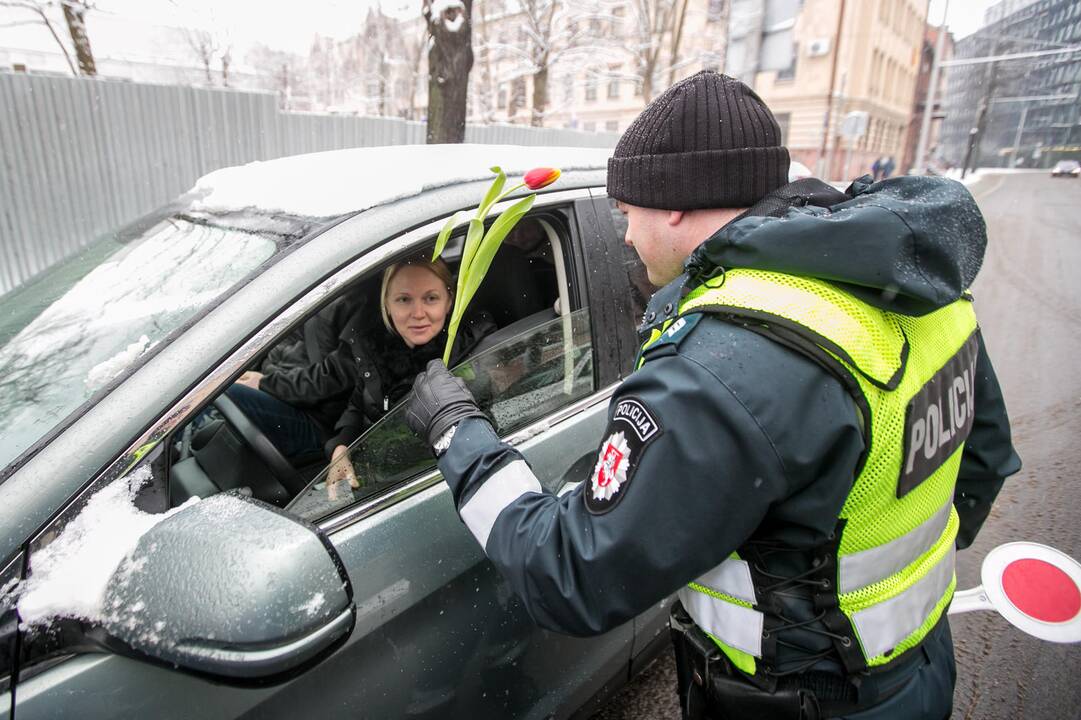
[15,467,197,627]
[942,167,1047,186]
[190,144,612,218]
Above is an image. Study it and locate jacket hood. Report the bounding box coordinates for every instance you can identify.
[684,175,987,316]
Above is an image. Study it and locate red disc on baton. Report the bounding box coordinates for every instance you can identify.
[1002,559,1081,623]
[980,543,1081,643]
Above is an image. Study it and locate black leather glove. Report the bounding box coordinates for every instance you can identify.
[406,359,488,454]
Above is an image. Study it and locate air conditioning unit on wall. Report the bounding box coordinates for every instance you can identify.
[807,39,831,57]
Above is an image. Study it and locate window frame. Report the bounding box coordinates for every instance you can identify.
[65,187,610,540]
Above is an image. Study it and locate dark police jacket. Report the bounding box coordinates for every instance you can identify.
[437,176,1021,676]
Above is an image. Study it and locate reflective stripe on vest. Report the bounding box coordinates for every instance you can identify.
[649,268,977,670]
[838,497,953,594]
[678,587,763,657]
[680,558,762,656]
[852,544,956,658]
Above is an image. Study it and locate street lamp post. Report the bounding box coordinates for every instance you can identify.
[1008,105,1029,168]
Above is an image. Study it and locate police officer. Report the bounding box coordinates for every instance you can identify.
[406,71,1020,719]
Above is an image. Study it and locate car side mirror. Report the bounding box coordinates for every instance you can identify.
[100,494,354,681]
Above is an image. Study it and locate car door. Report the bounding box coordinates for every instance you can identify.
[8,189,632,720]
[587,189,674,675]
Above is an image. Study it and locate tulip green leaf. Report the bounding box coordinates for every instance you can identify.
[476,166,506,220]
[460,195,535,308]
[441,165,559,365]
[432,210,470,262]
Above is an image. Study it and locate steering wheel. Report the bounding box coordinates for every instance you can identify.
[212,395,308,496]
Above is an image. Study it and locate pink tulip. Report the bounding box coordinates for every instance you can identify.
[524,167,561,190]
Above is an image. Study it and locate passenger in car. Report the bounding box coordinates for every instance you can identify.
[323,253,495,496]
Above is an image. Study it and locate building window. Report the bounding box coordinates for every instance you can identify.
[498,84,508,109]
[775,112,791,145]
[708,0,726,22]
[586,77,598,102]
[584,121,596,132]
[606,120,619,132]
[607,66,621,99]
[777,42,798,81]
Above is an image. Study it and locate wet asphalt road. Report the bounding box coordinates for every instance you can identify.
[591,171,1081,720]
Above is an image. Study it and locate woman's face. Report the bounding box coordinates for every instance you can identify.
[386,265,452,348]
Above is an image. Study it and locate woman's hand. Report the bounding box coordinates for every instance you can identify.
[237,371,264,390]
[328,444,360,500]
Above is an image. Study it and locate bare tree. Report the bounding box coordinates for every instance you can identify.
[185,28,219,85]
[403,22,427,120]
[246,43,308,109]
[61,0,94,75]
[0,0,82,76]
[220,46,232,87]
[423,0,474,143]
[471,0,497,123]
[480,0,624,127]
[626,0,690,103]
[518,0,558,126]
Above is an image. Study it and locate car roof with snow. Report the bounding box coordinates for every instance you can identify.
[189,144,615,219]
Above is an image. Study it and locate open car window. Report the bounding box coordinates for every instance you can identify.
[287,306,594,521]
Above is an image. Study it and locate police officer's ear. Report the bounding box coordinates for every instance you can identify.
[666,210,684,227]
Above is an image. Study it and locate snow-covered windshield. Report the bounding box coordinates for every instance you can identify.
[0,206,318,475]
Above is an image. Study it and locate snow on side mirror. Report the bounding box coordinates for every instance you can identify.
[14,469,355,683]
[97,493,355,680]
[949,542,1081,644]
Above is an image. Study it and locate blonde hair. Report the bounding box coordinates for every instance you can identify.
[380,254,455,333]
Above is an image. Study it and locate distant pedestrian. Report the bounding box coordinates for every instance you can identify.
[871,156,882,180]
[882,155,896,179]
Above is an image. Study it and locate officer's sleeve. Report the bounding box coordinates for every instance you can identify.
[437,351,792,637]
[954,331,1022,549]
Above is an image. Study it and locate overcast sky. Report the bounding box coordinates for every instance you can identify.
[95,0,415,53]
[929,0,1000,39]
[2,0,1003,60]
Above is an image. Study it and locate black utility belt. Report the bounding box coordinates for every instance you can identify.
[669,602,924,720]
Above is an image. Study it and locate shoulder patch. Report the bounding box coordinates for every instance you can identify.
[640,313,703,362]
[585,396,663,514]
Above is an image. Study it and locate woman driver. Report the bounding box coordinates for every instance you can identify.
[228,252,493,498]
[323,253,494,496]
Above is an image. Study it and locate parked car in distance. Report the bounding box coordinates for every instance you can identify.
[0,145,667,719]
[1051,159,1080,177]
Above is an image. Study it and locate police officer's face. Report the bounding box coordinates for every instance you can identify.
[386,265,452,348]
[617,201,687,286]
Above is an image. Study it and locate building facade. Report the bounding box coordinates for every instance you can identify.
[901,24,954,173]
[731,0,928,180]
[465,0,731,135]
[939,0,1081,170]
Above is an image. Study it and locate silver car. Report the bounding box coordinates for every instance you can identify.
[0,145,670,719]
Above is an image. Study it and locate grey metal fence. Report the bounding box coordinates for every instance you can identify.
[0,72,617,295]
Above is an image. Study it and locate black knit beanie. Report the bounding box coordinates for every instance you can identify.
[607,71,790,210]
